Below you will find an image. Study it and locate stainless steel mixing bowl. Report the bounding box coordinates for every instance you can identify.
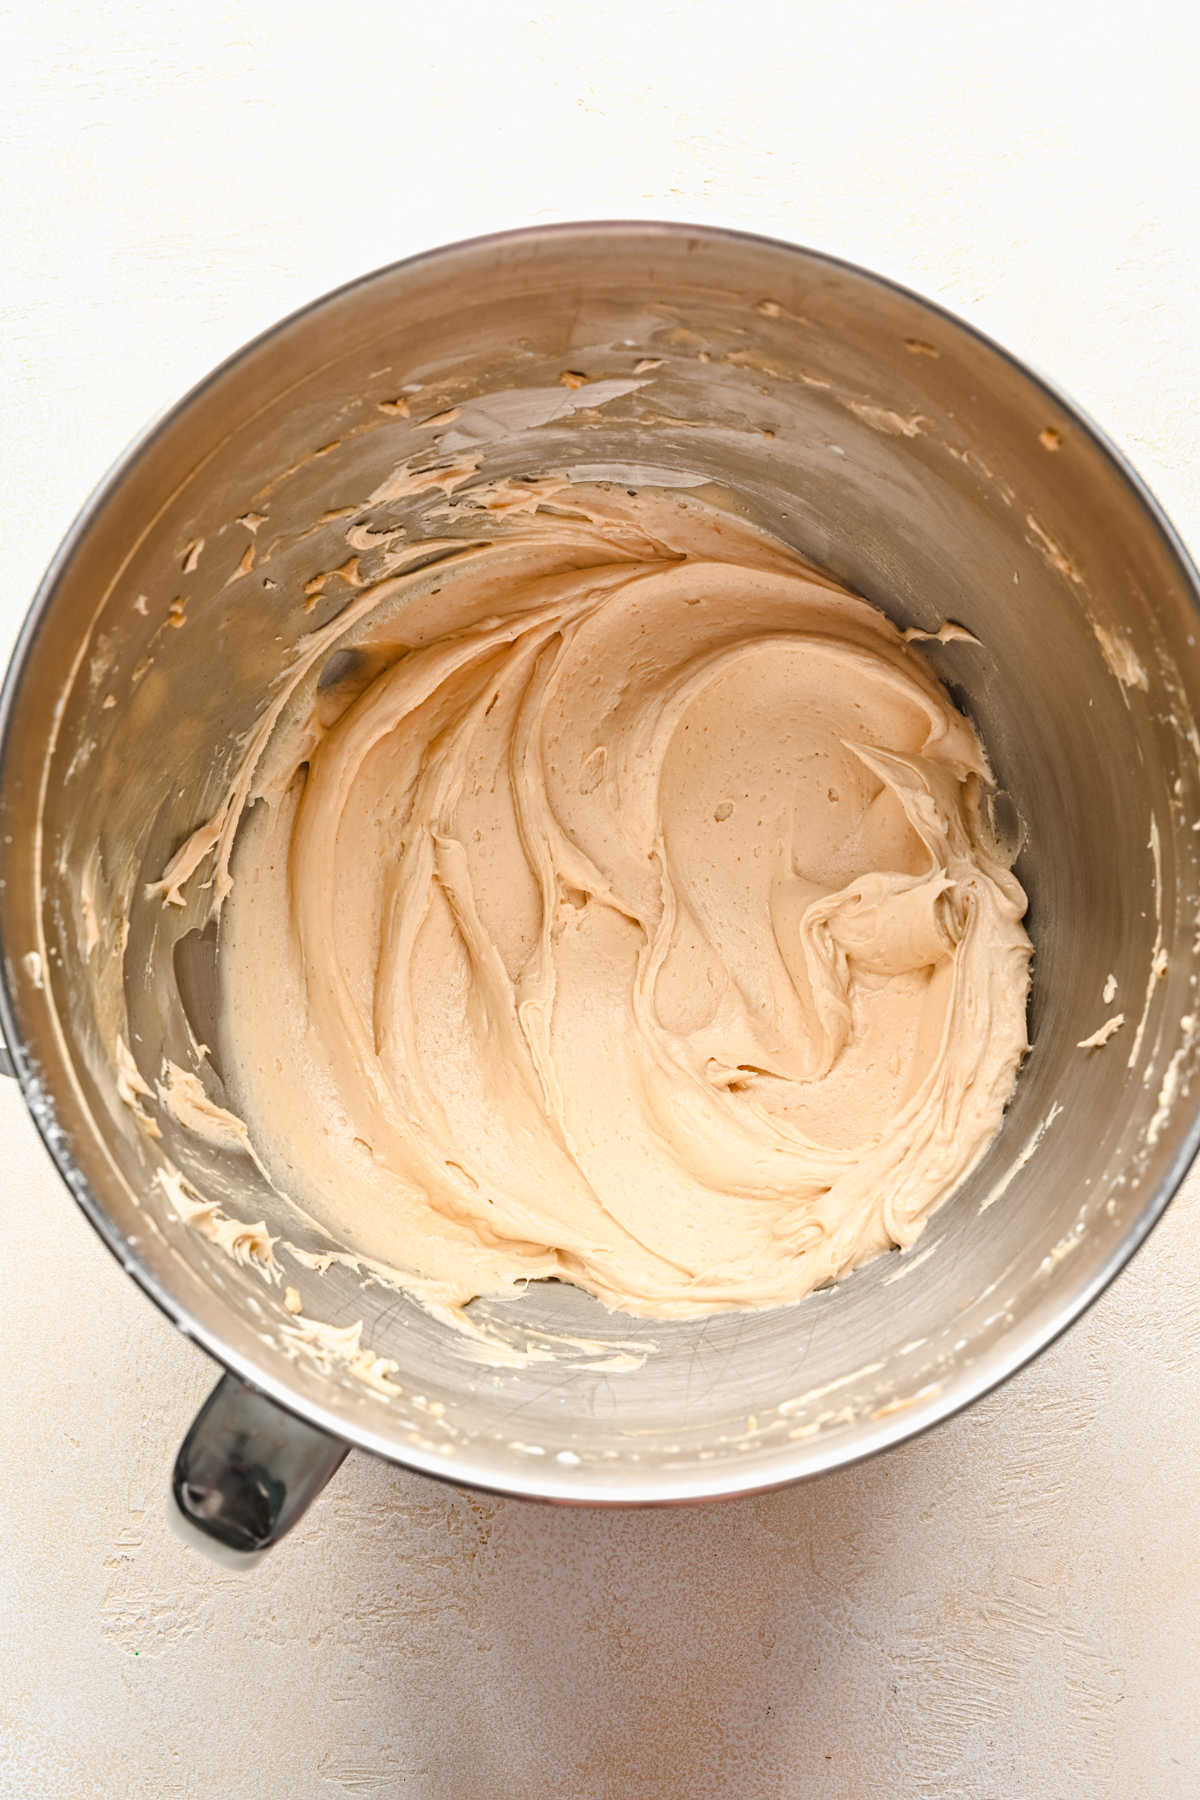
[3,224,1198,1550]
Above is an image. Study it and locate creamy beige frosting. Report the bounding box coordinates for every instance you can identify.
[167,482,1030,1323]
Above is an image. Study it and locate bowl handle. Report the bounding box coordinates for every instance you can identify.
[171,1371,348,1559]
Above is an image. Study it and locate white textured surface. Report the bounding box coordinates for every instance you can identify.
[2,3,1199,1795]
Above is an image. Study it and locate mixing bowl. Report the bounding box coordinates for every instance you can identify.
[3,224,1198,1551]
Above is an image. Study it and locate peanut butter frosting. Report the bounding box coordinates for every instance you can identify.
[165,482,1031,1323]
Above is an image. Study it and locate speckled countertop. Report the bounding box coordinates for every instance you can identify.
[3,4,1199,1795]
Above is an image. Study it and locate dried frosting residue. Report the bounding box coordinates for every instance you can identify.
[157,482,1031,1327]
[1077,1014,1125,1050]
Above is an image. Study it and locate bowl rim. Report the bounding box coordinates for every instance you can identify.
[3,218,1199,1506]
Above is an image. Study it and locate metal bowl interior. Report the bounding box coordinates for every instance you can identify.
[3,224,1199,1502]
